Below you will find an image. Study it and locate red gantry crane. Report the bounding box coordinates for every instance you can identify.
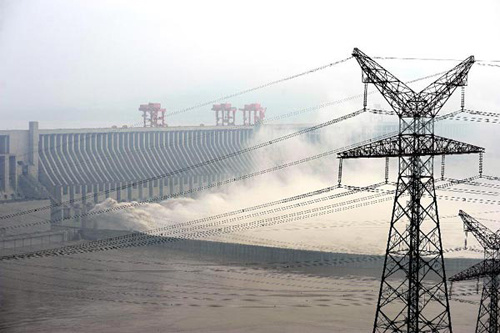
[239,103,266,125]
[212,103,236,126]
[139,103,166,127]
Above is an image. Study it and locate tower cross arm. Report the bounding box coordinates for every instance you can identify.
[418,55,475,117]
[449,259,500,282]
[459,210,500,250]
[337,134,484,159]
[352,48,416,116]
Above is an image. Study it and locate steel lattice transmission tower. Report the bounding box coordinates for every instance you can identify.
[450,210,500,333]
[337,48,484,332]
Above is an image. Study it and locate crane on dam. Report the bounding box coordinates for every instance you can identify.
[3,48,500,332]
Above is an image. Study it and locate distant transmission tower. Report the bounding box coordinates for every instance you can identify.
[337,48,484,332]
[450,210,500,333]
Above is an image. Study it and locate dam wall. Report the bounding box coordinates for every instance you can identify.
[0,123,257,227]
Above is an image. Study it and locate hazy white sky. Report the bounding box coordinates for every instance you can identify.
[0,0,499,129]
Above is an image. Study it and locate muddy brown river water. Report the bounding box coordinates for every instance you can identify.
[0,240,483,332]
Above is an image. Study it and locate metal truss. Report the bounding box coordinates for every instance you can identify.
[418,58,475,117]
[338,135,484,159]
[449,211,500,333]
[353,48,474,117]
[341,48,481,332]
[451,260,500,282]
[460,210,500,251]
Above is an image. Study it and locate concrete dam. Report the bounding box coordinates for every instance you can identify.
[0,122,257,223]
[0,121,319,244]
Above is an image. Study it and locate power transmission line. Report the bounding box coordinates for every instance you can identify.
[164,57,353,118]
[1,105,477,232]
[1,107,486,244]
[2,74,461,224]
[374,55,500,64]
[8,55,355,163]
[0,183,393,261]
[5,68,447,190]
[0,244,481,306]
[9,67,446,214]
[2,68,450,224]
[0,108,366,222]
[0,174,477,261]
